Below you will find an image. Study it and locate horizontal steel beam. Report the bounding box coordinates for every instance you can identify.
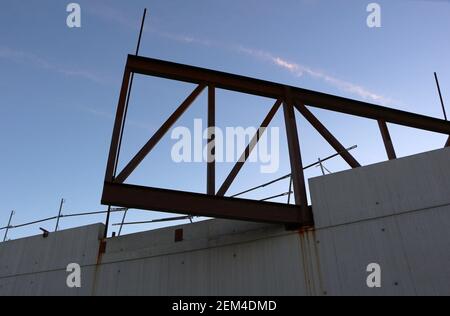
[126,55,450,135]
[102,182,310,225]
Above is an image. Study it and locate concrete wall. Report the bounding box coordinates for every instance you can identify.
[0,224,104,296]
[308,147,450,296]
[1,148,449,296]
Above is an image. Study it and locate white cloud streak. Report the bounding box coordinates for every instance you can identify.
[236,47,394,105]
[86,3,396,105]
[153,32,395,105]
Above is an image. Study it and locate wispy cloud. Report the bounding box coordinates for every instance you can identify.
[148,27,395,105]
[0,47,111,85]
[85,3,396,105]
[165,38,395,105]
[235,46,395,105]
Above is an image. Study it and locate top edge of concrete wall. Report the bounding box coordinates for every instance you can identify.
[309,147,450,228]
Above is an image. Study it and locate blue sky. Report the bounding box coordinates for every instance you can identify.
[1,0,449,239]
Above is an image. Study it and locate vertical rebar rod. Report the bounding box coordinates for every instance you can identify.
[3,211,15,242]
[287,176,293,205]
[104,205,113,239]
[105,9,147,239]
[318,158,326,176]
[118,209,129,236]
[55,198,65,232]
[434,72,448,121]
[114,8,148,177]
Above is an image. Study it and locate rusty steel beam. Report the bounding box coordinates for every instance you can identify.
[217,99,282,197]
[102,182,307,225]
[105,68,132,182]
[207,85,216,195]
[126,55,450,135]
[283,93,312,225]
[294,103,361,168]
[115,84,206,183]
[103,55,450,228]
[378,119,397,160]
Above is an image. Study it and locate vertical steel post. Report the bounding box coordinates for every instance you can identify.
[104,205,113,239]
[55,198,65,232]
[104,9,147,239]
[283,89,312,224]
[3,211,15,242]
[207,85,216,195]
